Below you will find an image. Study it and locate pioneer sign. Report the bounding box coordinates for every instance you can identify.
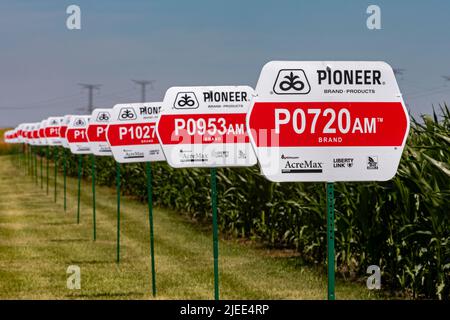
[106,102,165,163]
[247,61,410,182]
[45,117,64,146]
[60,115,72,148]
[66,115,91,154]
[87,108,112,156]
[156,86,257,168]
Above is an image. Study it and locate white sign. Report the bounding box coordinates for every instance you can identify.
[247,61,410,182]
[66,115,91,154]
[156,86,257,168]
[106,102,165,163]
[39,119,48,146]
[87,108,112,156]
[60,115,73,149]
[46,117,64,146]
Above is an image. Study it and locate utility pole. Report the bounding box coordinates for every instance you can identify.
[132,80,155,102]
[79,83,101,113]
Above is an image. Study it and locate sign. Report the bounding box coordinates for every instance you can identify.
[3,129,19,143]
[247,61,410,182]
[66,115,91,154]
[16,124,25,143]
[60,115,72,148]
[39,119,48,146]
[106,102,165,163]
[45,117,64,146]
[156,86,257,168]
[29,123,41,146]
[87,108,112,156]
[22,123,33,144]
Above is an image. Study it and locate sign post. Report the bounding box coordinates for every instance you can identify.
[60,115,71,212]
[326,182,335,300]
[77,155,82,224]
[46,146,49,195]
[45,117,64,199]
[247,61,410,300]
[107,102,165,285]
[116,162,121,263]
[145,162,156,297]
[87,108,113,241]
[54,147,58,202]
[157,86,257,300]
[66,115,92,223]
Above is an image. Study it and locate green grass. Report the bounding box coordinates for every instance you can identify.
[0,154,380,299]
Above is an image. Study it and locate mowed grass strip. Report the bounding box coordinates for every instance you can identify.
[0,154,377,299]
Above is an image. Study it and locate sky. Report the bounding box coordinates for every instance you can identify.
[1,0,449,127]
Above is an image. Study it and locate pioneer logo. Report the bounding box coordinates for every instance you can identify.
[317,69,382,85]
[118,108,137,120]
[281,160,323,173]
[273,69,311,94]
[96,112,110,122]
[174,92,199,109]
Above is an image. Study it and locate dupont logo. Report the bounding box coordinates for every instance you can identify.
[174,92,199,109]
[273,69,311,94]
[118,108,137,121]
[96,112,110,122]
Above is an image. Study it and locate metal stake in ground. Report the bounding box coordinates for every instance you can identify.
[34,147,38,184]
[54,148,58,202]
[40,148,43,189]
[116,162,121,264]
[326,182,335,300]
[46,146,49,195]
[146,162,156,297]
[91,154,96,241]
[77,155,82,224]
[210,168,220,300]
[63,148,67,211]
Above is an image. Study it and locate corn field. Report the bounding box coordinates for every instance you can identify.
[34,105,449,299]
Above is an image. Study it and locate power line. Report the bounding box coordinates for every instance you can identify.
[132,80,155,102]
[78,83,101,113]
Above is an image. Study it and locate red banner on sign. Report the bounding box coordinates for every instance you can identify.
[248,102,407,147]
[157,113,249,145]
[45,127,60,138]
[60,126,68,138]
[87,124,108,142]
[107,123,159,146]
[66,128,88,143]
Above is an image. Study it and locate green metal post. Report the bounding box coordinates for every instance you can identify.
[91,154,96,241]
[54,148,58,202]
[40,149,43,189]
[116,162,121,264]
[210,168,219,300]
[146,162,156,297]
[63,148,67,211]
[34,147,38,184]
[326,182,336,300]
[77,155,82,224]
[46,146,49,195]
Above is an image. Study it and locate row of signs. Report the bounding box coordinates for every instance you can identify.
[4,61,410,182]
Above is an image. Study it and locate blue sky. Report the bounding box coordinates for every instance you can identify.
[1,0,449,126]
